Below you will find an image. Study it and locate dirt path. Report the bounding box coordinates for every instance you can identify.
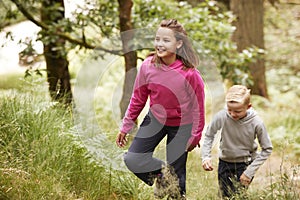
[250,152,300,193]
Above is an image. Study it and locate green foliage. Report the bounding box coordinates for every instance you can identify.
[4,0,260,85]
[262,2,300,158]
[264,2,300,95]
[0,0,25,29]
[268,114,300,157]
[132,0,261,85]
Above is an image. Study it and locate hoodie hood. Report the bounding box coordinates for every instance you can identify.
[150,56,184,71]
[167,59,184,69]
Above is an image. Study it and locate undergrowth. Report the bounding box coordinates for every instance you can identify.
[0,87,143,200]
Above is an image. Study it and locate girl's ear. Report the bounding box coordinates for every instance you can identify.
[247,103,252,109]
[177,40,183,49]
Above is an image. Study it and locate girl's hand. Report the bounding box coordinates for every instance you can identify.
[240,173,251,186]
[116,132,128,148]
[185,136,200,152]
[185,142,200,152]
[202,159,214,171]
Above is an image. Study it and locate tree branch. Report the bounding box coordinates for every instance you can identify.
[10,0,48,29]
[9,0,123,55]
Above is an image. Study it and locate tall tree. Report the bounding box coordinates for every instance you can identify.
[41,0,72,103]
[230,0,268,98]
[10,0,73,103]
[118,0,137,118]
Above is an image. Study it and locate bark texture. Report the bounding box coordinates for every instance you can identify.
[118,0,138,118]
[41,0,72,104]
[230,0,268,98]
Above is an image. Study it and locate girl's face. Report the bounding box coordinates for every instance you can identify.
[154,27,182,65]
[227,101,251,120]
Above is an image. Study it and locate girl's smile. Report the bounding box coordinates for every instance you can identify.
[154,27,182,65]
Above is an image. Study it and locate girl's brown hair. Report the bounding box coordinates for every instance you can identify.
[151,19,199,69]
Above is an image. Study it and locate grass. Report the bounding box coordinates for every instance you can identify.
[0,72,25,90]
[1,67,298,200]
[0,83,140,200]
[87,33,300,199]
[0,58,298,200]
[0,2,299,200]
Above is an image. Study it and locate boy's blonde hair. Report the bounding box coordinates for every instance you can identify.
[225,85,251,105]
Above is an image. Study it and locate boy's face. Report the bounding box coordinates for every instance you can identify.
[226,101,251,120]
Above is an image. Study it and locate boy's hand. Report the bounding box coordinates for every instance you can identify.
[240,173,251,186]
[116,132,128,148]
[202,159,214,171]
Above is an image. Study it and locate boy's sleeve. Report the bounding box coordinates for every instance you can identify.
[201,110,224,162]
[244,122,273,178]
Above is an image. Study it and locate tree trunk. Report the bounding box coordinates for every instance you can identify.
[41,0,72,104]
[217,0,230,9]
[118,0,137,118]
[230,0,268,98]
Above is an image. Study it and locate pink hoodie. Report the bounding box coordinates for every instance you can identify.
[121,56,205,145]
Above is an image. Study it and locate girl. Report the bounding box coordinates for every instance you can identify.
[116,19,205,199]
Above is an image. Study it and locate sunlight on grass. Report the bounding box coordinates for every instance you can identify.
[0,72,25,90]
[0,86,144,199]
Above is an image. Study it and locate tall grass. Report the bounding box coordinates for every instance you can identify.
[0,71,299,199]
[0,83,145,200]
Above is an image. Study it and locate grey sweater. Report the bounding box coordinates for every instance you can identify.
[201,108,273,178]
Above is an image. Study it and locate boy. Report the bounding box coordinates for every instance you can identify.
[201,85,273,198]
